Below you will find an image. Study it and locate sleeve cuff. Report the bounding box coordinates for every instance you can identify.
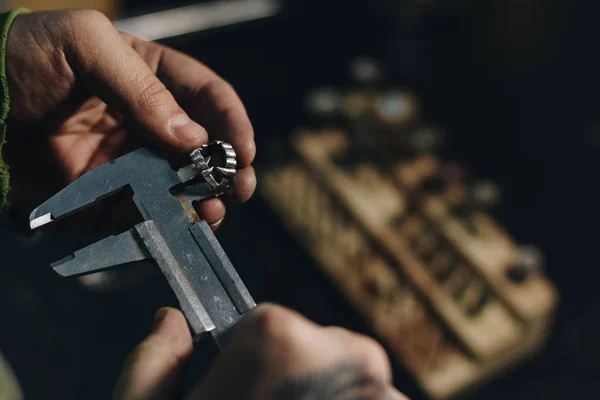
[0,8,31,222]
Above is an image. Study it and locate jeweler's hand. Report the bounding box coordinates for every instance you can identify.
[113,305,410,400]
[3,10,255,228]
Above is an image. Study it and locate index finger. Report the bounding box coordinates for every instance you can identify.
[124,34,255,168]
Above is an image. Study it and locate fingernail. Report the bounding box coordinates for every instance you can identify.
[170,114,205,142]
[209,216,225,231]
[152,308,169,331]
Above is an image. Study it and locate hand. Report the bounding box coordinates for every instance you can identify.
[3,10,255,228]
[113,304,409,400]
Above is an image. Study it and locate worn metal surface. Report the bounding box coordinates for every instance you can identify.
[29,145,255,346]
[136,220,217,339]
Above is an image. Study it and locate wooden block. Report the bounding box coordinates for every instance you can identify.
[260,117,558,399]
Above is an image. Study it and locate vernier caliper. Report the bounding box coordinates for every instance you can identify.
[29,141,256,349]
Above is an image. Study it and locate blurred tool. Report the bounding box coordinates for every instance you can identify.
[305,87,342,119]
[349,56,383,85]
[29,142,255,349]
[1,0,120,17]
[1,0,281,39]
[260,57,558,399]
[113,0,281,41]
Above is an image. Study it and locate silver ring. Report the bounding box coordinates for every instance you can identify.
[190,141,237,196]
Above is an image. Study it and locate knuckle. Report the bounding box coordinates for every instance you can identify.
[203,78,235,96]
[198,79,237,109]
[137,73,172,114]
[354,336,391,378]
[323,326,390,378]
[242,305,307,356]
[220,81,237,100]
[59,9,114,47]
[248,304,299,340]
[69,9,111,29]
[237,305,307,369]
[225,106,254,137]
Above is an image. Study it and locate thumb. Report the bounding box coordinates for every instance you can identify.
[113,307,193,400]
[65,10,207,152]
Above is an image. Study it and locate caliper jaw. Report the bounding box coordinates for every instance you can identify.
[29,144,256,348]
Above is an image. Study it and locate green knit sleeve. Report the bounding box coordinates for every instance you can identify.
[0,8,30,221]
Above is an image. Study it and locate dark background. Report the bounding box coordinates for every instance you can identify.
[2,0,600,398]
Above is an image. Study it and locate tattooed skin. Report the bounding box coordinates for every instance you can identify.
[268,363,389,400]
